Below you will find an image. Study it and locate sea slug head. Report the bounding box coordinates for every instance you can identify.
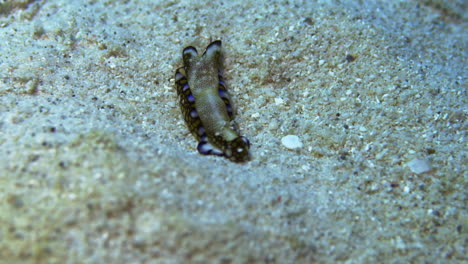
[225,136,250,162]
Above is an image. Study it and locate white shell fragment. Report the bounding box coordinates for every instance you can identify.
[281,135,303,150]
[406,158,431,174]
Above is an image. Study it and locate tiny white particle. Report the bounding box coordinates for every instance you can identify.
[68,193,77,200]
[395,236,406,249]
[281,135,303,149]
[406,158,431,174]
[274,98,284,105]
[268,120,279,130]
[403,186,410,193]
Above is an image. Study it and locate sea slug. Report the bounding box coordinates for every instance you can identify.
[175,40,250,162]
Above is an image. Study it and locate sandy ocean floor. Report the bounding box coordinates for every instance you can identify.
[0,0,466,263]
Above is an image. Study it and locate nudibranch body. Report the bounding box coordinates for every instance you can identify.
[175,40,250,162]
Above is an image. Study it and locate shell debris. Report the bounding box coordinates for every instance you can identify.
[406,158,431,174]
[281,135,303,150]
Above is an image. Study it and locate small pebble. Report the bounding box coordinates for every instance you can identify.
[281,135,303,149]
[406,158,431,174]
[268,120,279,130]
[274,98,284,105]
[251,112,260,118]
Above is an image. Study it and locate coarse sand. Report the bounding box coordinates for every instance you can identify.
[0,0,466,263]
